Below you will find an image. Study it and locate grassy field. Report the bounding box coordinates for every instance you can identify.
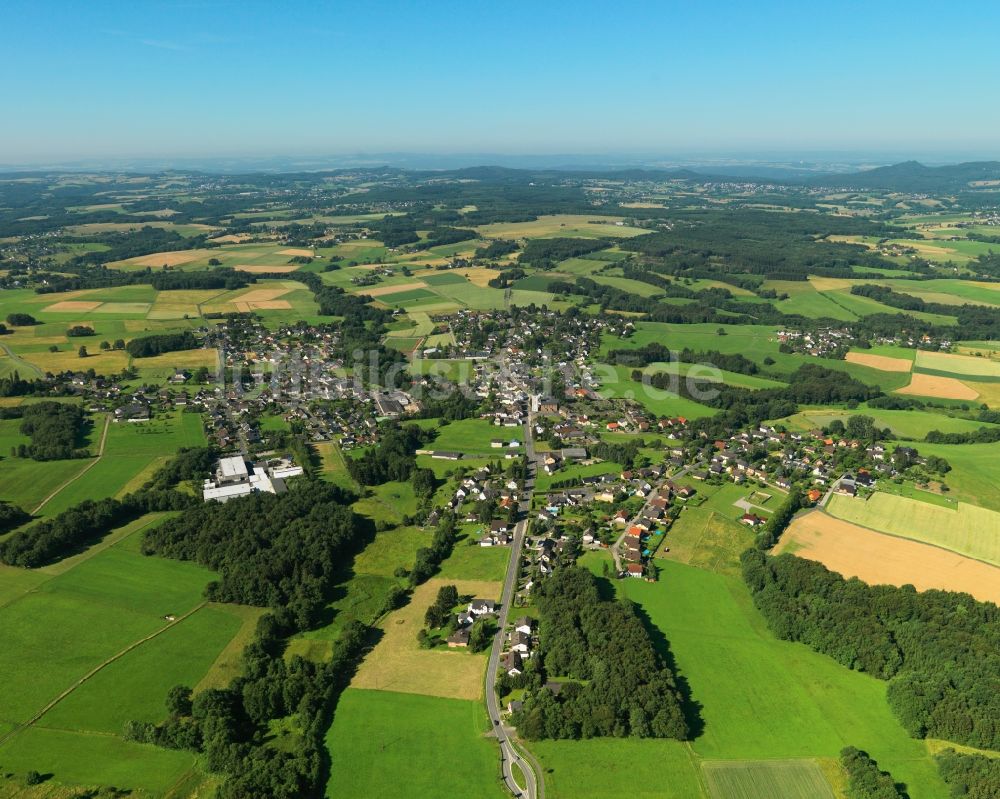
[431,417,517,453]
[350,578,500,700]
[474,214,648,239]
[615,561,949,798]
[778,406,996,439]
[436,530,511,582]
[598,364,718,419]
[324,689,505,799]
[602,323,914,392]
[826,492,1000,566]
[528,737,706,799]
[0,514,242,793]
[915,440,1000,511]
[702,760,834,799]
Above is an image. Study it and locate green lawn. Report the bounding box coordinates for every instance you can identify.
[598,364,718,419]
[324,689,506,799]
[0,521,237,793]
[437,533,511,582]
[915,440,1000,512]
[529,737,706,799]
[610,561,949,799]
[432,418,516,453]
[778,406,996,440]
[702,760,834,799]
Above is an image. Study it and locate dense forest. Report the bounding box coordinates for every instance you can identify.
[125,331,199,357]
[512,566,690,740]
[10,401,88,460]
[130,478,380,798]
[936,750,1000,799]
[840,747,907,799]
[142,481,369,629]
[0,500,29,534]
[346,423,432,486]
[742,550,1000,750]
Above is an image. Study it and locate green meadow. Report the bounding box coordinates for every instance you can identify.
[324,689,505,799]
[0,516,242,794]
[527,559,949,799]
[621,562,948,796]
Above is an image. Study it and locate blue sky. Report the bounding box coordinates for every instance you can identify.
[3,0,999,162]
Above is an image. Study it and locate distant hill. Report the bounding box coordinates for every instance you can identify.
[803,160,1000,193]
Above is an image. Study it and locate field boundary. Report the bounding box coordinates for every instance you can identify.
[30,413,111,514]
[0,601,208,747]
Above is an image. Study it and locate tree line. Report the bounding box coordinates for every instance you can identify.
[142,480,370,629]
[5,401,88,461]
[0,447,215,567]
[126,331,199,357]
[742,549,1000,750]
[512,566,690,741]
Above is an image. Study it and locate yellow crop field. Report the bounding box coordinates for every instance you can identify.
[826,493,1000,567]
[350,578,501,700]
[779,511,1000,605]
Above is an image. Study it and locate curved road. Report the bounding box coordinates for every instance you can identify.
[485,418,542,799]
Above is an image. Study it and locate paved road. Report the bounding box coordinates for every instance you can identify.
[484,418,542,799]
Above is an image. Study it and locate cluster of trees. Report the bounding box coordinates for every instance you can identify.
[0,371,68,397]
[5,313,36,326]
[742,549,1000,750]
[641,363,880,439]
[618,209,904,280]
[424,584,458,629]
[126,615,371,799]
[753,487,803,549]
[149,269,250,291]
[851,284,1000,341]
[9,401,87,460]
[936,750,1000,799]
[346,423,432,485]
[66,324,94,337]
[410,511,458,586]
[925,425,1000,445]
[0,500,29,534]
[609,341,759,376]
[840,747,907,799]
[518,237,610,269]
[475,239,518,259]
[512,566,689,740]
[142,481,368,629]
[0,489,192,568]
[126,331,199,357]
[487,266,526,288]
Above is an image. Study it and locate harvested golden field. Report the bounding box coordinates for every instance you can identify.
[351,578,501,700]
[895,372,979,400]
[230,287,291,303]
[42,300,101,313]
[233,263,300,273]
[278,247,314,257]
[778,511,1000,604]
[132,348,218,371]
[234,299,291,311]
[116,248,216,267]
[363,281,429,297]
[844,351,913,372]
[21,349,130,373]
[453,268,501,287]
[91,302,152,314]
